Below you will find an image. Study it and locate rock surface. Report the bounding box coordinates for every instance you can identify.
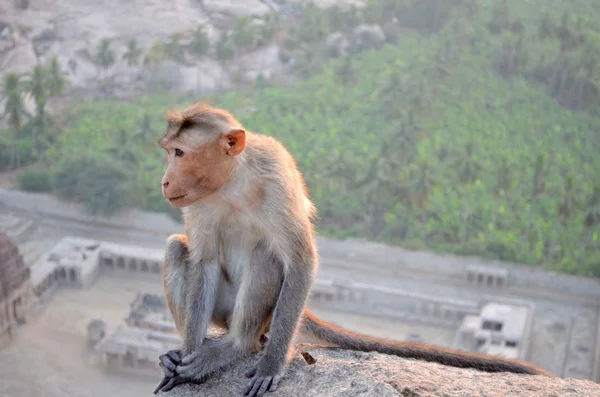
[157,344,600,397]
[0,0,364,102]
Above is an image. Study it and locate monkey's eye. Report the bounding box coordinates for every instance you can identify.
[174,148,184,157]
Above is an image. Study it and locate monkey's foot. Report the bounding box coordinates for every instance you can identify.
[176,339,245,381]
[153,350,188,394]
[153,374,206,394]
[243,364,284,397]
[158,350,182,378]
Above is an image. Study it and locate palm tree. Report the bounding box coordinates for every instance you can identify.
[455,142,482,186]
[557,174,579,221]
[408,158,437,210]
[122,38,143,67]
[145,41,165,64]
[1,73,28,168]
[46,57,68,97]
[94,38,116,77]
[259,12,281,45]
[164,34,184,62]
[188,26,210,57]
[231,16,258,53]
[216,34,235,61]
[23,64,47,106]
[29,97,55,160]
[1,73,26,131]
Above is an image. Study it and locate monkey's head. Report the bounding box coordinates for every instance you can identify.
[158,102,247,208]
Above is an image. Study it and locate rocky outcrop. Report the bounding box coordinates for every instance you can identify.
[157,344,600,397]
[353,24,386,50]
[0,0,371,102]
[326,32,350,58]
[202,0,272,19]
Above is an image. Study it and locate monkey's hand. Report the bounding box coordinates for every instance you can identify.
[175,339,231,381]
[243,360,285,397]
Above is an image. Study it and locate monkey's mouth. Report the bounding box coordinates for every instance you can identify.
[168,195,187,202]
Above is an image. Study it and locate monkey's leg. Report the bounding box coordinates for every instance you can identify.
[244,243,315,397]
[176,241,283,386]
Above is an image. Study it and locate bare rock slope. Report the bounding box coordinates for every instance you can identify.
[158,344,600,397]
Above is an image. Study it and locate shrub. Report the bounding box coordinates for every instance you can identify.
[53,152,135,217]
[18,167,53,192]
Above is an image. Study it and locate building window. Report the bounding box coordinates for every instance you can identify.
[482,321,503,331]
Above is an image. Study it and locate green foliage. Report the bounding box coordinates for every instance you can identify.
[122,39,143,67]
[7,0,600,278]
[94,38,116,71]
[53,152,136,217]
[216,33,236,60]
[164,34,185,62]
[231,16,260,52]
[45,57,68,96]
[146,41,166,64]
[18,167,53,192]
[188,25,210,57]
[1,72,26,132]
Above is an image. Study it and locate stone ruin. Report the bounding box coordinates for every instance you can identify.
[29,236,164,302]
[87,318,107,347]
[452,300,533,360]
[125,292,177,333]
[15,236,600,381]
[31,237,102,301]
[0,232,35,347]
[93,292,180,375]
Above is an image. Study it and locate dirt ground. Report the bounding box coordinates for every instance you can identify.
[0,274,454,397]
[0,275,164,397]
[0,170,18,189]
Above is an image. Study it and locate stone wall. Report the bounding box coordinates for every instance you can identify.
[0,232,36,347]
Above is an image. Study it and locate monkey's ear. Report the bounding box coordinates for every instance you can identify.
[221,129,246,156]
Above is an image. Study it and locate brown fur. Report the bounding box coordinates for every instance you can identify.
[153,102,553,397]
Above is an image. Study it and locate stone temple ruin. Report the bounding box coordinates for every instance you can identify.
[93,292,181,375]
[29,236,164,302]
[0,232,36,347]
[5,235,600,381]
[453,300,533,360]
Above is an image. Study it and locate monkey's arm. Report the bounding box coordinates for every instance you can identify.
[154,235,220,394]
[154,234,188,394]
[244,239,315,397]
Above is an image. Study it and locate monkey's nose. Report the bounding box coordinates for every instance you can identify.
[162,181,169,188]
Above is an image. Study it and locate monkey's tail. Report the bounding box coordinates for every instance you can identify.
[301,308,553,376]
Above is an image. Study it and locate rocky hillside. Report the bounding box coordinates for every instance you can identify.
[156,344,600,397]
[0,0,365,103]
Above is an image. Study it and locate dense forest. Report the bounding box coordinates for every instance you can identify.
[1,0,599,277]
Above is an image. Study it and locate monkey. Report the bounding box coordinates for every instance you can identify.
[152,102,554,397]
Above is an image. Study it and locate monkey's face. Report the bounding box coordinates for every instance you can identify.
[160,129,246,208]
